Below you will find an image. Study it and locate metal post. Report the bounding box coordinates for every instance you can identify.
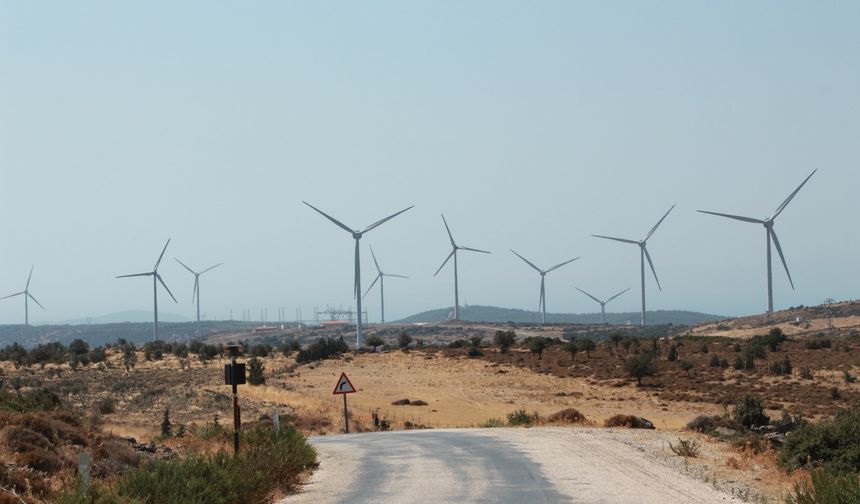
[231,355,240,453]
[640,246,646,326]
[343,394,349,434]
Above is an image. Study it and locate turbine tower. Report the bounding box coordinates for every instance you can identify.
[697,170,816,314]
[510,250,580,324]
[434,214,490,320]
[116,239,178,340]
[593,204,675,326]
[174,258,223,322]
[0,266,45,325]
[363,246,408,324]
[575,287,630,324]
[303,201,413,347]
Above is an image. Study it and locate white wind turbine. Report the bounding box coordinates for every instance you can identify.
[575,287,630,325]
[116,239,178,340]
[697,170,816,314]
[0,266,45,325]
[174,258,223,322]
[363,246,408,324]
[593,205,675,326]
[303,202,413,347]
[434,214,490,320]
[510,250,580,324]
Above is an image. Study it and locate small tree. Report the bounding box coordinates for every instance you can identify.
[667,344,678,362]
[734,395,770,428]
[679,360,694,378]
[122,346,137,372]
[609,331,624,349]
[709,354,720,367]
[577,339,596,359]
[161,409,172,436]
[562,342,579,364]
[248,357,265,385]
[365,335,384,352]
[69,338,90,355]
[624,354,656,385]
[397,332,413,350]
[494,330,516,354]
[621,338,633,355]
[527,337,549,360]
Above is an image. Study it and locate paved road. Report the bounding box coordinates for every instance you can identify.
[281,427,744,504]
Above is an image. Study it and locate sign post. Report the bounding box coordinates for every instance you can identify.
[332,372,356,434]
[224,345,246,454]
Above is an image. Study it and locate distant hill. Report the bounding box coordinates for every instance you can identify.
[394,305,726,326]
[53,310,191,325]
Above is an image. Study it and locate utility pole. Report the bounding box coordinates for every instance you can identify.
[825,298,835,337]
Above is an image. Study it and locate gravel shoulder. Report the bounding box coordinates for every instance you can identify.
[281,427,746,504]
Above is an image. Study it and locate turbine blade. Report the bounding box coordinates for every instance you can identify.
[369,246,381,273]
[116,272,153,279]
[644,204,676,241]
[539,278,545,312]
[606,288,631,303]
[363,274,380,299]
[592,234,638,244]
[510,249,542,273]
[27,293,45,311]
[174,258,197,275]
[441,214,456,247]
[772,169,817,219]
[546,256,580,273]
[354,240,360,298]
[26,266,34,289]
[459,246,490,254]
[200,263,223,274]
[303,201,354,234]
[384,273,409,279]
[769,228,794,289]
[575,287,602,304]
[696,210,764,224]
[434,250,455,277]
[154,239,171,270]
[643,247,662,292]
[362,205,414,233]
[192,277,198,304]
[0,292,25,301]
[156,274,178,303]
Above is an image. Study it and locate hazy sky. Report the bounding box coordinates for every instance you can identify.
[1,1,859,324]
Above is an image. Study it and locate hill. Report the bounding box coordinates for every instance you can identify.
[394,305,726,326]
[54,310,191,325]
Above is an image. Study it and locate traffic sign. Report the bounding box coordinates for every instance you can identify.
[332,372,356,395]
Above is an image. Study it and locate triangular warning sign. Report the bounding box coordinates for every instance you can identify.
[332,372,356,395]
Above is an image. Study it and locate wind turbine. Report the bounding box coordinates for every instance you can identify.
[303,202,413,347]
[434,214,490,320]
[174,258,223,322]
[116,239,178,340]
[593,204,675,326]
[363,246,408,324]
[575,287,630,324]
[510,250,580,324]
[0,266,45,325]
[697,170,816,314]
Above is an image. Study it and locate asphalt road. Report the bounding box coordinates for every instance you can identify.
[281,427,744,504]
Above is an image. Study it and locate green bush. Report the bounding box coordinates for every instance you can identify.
[493,330,516,354]
[248,357,265,386]
[785,468,860,504]
[624,354,656,385]
[734,395,770,428]
[296,337,348,363]
[480,418,505,428]
[779,408,860,474]
[770,357,792,376]
[709,354,720,367]
[506,409,537,427]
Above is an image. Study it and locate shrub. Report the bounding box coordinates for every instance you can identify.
[785,468,860,504]
[685,415,743,434]
[97,398,116,415]
[526,337,550,360]
[734,395,770,428]
[562,342,579,363]
[709,354,720,367]
[624,354,656,385]
[667,344,678,362]
[679,360,694,377]
[467,345,483,358]
[830,387,841,400]
[397,332,413,349]
[506,409,537,427]
[546,408,587,424]
[578,338,596,359]
[365,335,384,352]
[669,438,701,458]
[161,409,172,437]
[248,357,265,386]
[770,357,792,376]
[480,418,505,428]
[448,339,468,349]
[249,344,271,358]
[800,367,814,380]
[604,414,654,429]
[844,371,857,384]
[719,357,729,368]
[296,337,349,363]
[493,330,516,354]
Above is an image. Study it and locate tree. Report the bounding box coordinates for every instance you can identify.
[365,335,384,352]
[624,354,656,385]
[621,338,633,355]
[679,360,694,377]
[279,339,301,356]
[122,345,137,371]
[248,357,265,385]
[577,339,596,359]
[734,395,769,428]
[667,344,678,362]
[69,339,89,355]
[609,331,624,349]
[161,409,172,436]
[527,337,549,360]
[397,332,413,350]
[494,330,516,354]
[562,342,579,364]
